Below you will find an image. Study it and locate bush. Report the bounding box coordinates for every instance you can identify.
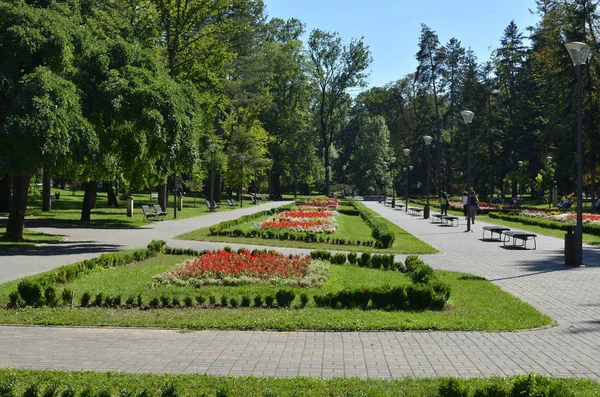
[23,384,41,397]
[241,296,251,307]
[137,293,143,307]
[80,292,91,307]
[17,279,43,306]
[209,295,216,305]
[196,296,206,305]
[160,295,170,307]
[265,295,274,306]
[406,283,436,311]
[438,378,467,397]
[331,253,347,265]
[229,297,239,308]
[94,293,104,307]
[253,295,263,307]
[125,296,135,306]
[171,296,180,307]
[220,296,228,307]
[473,380,509,397]
[310,250,331,261]
[359,253,371,267]
[149,297,160,308]
[275,290,295,308]
[183,296,193,307]
[62,288,73,305]
[299,294,309,308]
[347,252,358,264]
[8,291,20,308]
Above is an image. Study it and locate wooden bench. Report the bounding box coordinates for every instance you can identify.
[141,205,157,221]
[503,231,537,250]
[482,226,510,240]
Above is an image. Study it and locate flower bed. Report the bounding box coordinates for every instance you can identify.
[299,198,338,209]
[257,207,338,233]
[520,209,600,224]
[153,249,328,287]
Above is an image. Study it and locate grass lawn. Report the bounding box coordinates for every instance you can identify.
[1,369,599,396]
[177,201,438,255]
[0,228,63,251]
[1,187,245,229]
[0,252,552,331]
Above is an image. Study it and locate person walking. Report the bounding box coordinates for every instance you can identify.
[441,191,449,216]
[462,191,469,220]
[469,190,479,224]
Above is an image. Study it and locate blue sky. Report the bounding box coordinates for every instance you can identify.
[262,0,540,91]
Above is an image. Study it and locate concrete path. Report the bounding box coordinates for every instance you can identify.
[1,202,600,379]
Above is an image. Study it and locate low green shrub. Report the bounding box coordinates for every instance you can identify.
[253,295,263,307]
[275,290,296,308]
[17,280,43,306]
[331,253,347,265]
[80,292,91,307]
[347,252,358,264]
[359,252,371,267]
[438,378,467,397]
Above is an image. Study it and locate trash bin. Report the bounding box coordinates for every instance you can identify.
[423,205,430,219]
[127,197,134,217]
[565,226,575,265]
[55,192,60,199]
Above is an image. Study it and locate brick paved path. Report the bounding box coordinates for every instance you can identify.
[1,201,600,379]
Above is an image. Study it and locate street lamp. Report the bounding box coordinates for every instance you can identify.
[565,41,591,266]
[403,166,408,212]
[239,154,246,208]
[342,164,347,196]
[546,156,554,208]
[423,135,433,219]
[408,165,413,208]
[460,110,474,232]
[208,143,216,212]
[403,148,410,212]
[518,160,523,198]
[390,157,396,208]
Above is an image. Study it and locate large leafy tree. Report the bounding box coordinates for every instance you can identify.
[308,29,372,195]
[0,0,96,239]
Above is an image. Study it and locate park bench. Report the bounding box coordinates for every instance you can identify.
[408,207,422,215]
[251,195,258,204]
[141,205,157,221]
[503,231,537,250]
[441,215,459,227]
[205,199,219,211]
[384,198,394,206]
[482,225,511,240]
[227,199,238,208]
[152,204,167,219]
[431,213,445,223]
[394,203,405,210]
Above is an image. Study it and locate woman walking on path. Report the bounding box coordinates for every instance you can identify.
[462,191,469,219]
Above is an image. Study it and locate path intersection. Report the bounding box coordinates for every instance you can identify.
[1,201,599,379]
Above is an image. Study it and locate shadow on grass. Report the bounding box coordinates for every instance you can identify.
[21,218,139,230]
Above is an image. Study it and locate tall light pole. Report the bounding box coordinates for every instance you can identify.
[390,157,396,208]
[460,110,474,232]
[208,143,216,212]
[423,135,433,218]
[239,154,246,208]
[342,164,347,196]
[565,41,591,266]
[547,155,554,208]
[403,149,410,212]
[518,160,523,198]
[408,166,413,207]
[403,167,408,212]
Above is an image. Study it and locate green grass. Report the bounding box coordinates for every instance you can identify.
[1,187,245,229]
[1,369,600,396]
[0,253,552,331]
[177,202,437,255]
[0,228,63,251]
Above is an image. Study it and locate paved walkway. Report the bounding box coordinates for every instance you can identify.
[1,202,600,379]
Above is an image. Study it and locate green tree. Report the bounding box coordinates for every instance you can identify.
[308,29,372,195]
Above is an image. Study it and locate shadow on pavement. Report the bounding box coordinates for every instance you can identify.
[0,241,121,257]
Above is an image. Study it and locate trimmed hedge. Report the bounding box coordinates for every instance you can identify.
[348,201,395,248]
[11,241,166,308]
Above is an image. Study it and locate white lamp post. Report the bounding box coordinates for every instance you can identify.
[518,160,523,198]
[565,41,591,266]
[423,135,433,218]
[460,110,474,232]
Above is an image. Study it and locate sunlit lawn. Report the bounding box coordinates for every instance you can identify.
[0,252,551,331]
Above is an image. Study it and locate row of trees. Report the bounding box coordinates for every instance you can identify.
[357,1,600,205]
[3,0,600,240]
[0,0,378,239]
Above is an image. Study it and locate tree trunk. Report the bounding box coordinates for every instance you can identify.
[158,183,167,211]
[0,174,11,213]
[42,166,52,212]
[80,181,98,222]
[215,173,222,202]
[106,181,119,208]
[60,176,66,189]
[5,173,33,240]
